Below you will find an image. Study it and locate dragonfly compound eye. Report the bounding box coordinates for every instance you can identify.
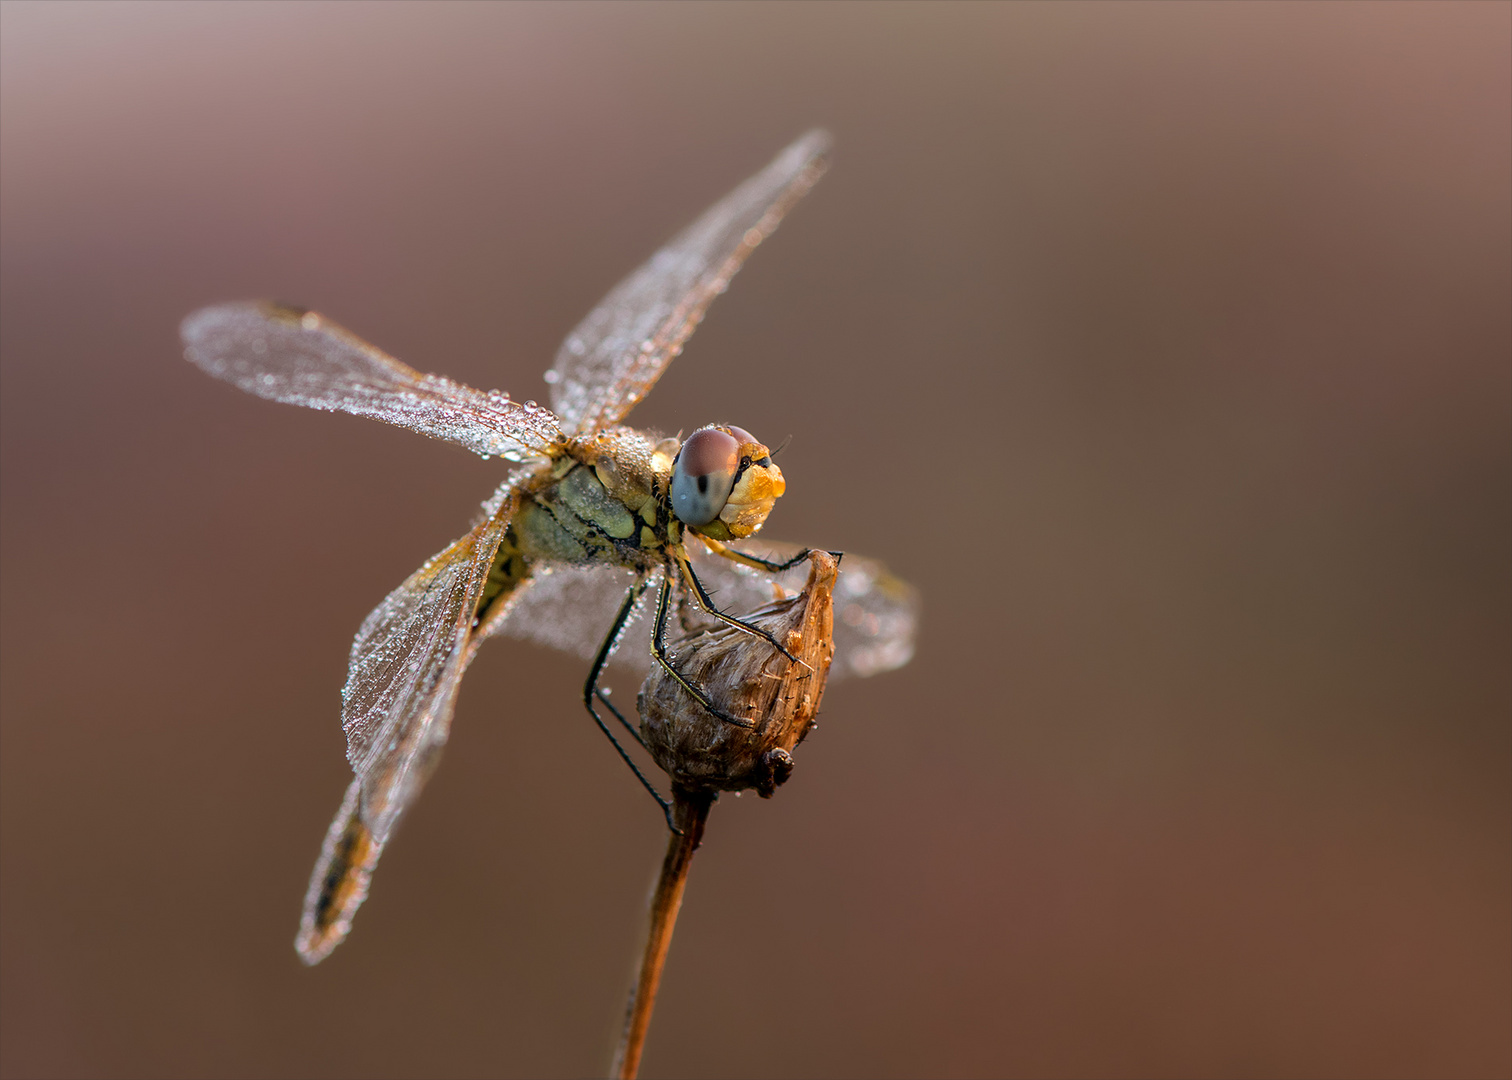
[671,427,740,526]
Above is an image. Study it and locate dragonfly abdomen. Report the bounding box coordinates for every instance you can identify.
[476,524,530,629]
[296,779,381,965]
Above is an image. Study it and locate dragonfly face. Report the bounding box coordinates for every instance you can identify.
[181,130,918,965]
[670,425,786,540]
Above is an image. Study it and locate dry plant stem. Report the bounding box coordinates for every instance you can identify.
[613,787,715,1080]
[614,551,839,1078]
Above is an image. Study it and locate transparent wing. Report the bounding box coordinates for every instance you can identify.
[688,540,919,680]
[296,500,518,963]
[294,496,526,962]
[183,301,564,461]
[490,562,658,673]
[488,539,917,681]
[548,130,831,435]
[341,500,516,845]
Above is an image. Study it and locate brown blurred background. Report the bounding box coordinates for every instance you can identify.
[2,3,1507,1077]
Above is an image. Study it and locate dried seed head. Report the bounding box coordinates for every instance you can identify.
[638,551,838,797]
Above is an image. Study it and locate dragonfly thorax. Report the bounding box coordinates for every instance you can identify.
[508,429,673,572]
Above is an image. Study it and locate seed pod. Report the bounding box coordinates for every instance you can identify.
[638,551,838,797]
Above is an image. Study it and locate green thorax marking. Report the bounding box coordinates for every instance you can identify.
[476,436,683,628]
[515,461,675,568]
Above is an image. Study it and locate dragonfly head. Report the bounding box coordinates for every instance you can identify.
[670,425,786,541]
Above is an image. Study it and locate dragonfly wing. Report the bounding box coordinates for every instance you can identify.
[297,499,516,963]
[183,302,564,461]
[687,540,920,680]
[341,503,515,841]
[548,130,831,435]
[486,563,659,675]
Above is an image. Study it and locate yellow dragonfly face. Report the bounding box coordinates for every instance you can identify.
[182,131,917,965]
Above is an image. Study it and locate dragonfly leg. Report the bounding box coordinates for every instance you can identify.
[651,575,757,731]
[696,534,844,574]
[584,579,680,832]
[676,552,802,664]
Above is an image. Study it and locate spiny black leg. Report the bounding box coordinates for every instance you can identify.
[589,626,647,751]
[593,686,646,749]
[584,579,679,832]
[679,555,801,664]
[703,538,846,575]
[651,576,756,731]
[740,547,816,572]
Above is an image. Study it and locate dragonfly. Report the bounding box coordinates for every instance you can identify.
[181,130,917,966]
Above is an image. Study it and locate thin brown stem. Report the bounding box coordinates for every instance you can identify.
[612,787,715,1080]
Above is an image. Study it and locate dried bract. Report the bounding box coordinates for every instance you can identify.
[638,551,838,796]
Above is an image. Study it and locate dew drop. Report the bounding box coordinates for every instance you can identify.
[543,370,560,384]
